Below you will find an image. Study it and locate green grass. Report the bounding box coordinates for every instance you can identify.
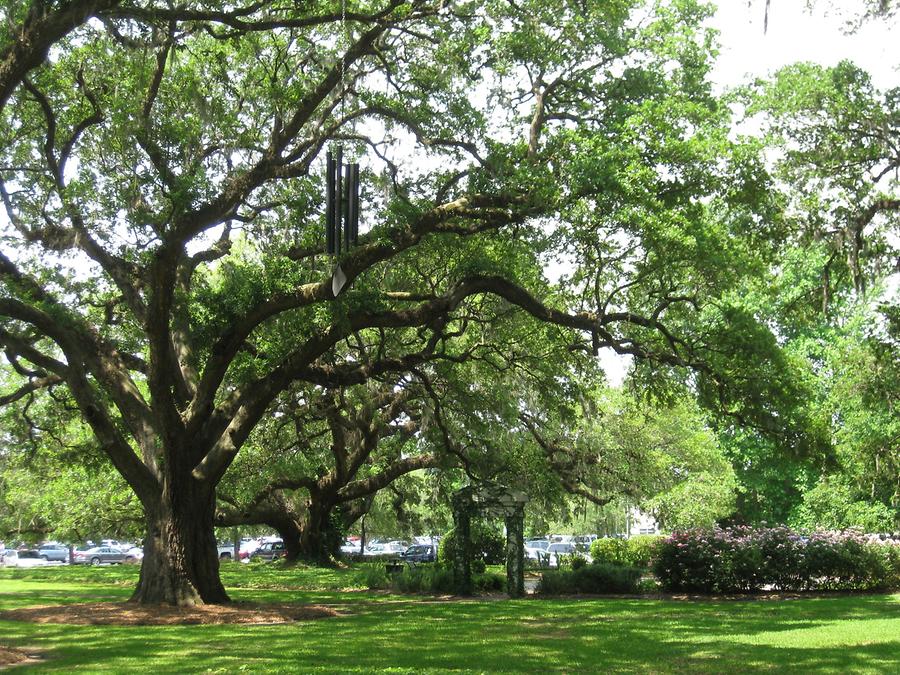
[1,565,898,673]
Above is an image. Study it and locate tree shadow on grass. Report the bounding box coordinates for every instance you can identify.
[0,594,896,673]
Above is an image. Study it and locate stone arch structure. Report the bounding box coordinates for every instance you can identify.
[450,482,528,597]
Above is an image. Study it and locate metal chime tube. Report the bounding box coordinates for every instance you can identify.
[350,163,360,246]
[325,152,336,254]
[343,163,353,252]
[334,145,343,254]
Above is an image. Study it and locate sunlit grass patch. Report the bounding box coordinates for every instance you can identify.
[1,567,898,673]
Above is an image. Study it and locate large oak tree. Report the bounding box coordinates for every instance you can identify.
[1,0,793,604]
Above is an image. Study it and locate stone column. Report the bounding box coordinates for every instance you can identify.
[451,498,473,596]
[505,507,525,597]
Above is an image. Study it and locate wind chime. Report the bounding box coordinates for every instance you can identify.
[324,145,360,296]
[325,0,361,298]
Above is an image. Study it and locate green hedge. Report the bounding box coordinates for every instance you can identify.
[363,564,504,594]
[590,535,662,569]
[537,562,642,595]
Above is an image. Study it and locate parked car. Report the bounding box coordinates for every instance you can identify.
[38,542,70,562]
[217,542,237,560]
[549,534,575,543]
[249,540,285,561]
[546,542,592,568]
[364,541,408,557]
[401,544,436,563]
[4,549,53,568]
[385,541,410,553]
[72,546,128,565]
[238,538,261,561]
[340,539,363,555]
[524,539,551,565]
[124,547,143,563]
[574,534,598,547]
[412,536,441,546]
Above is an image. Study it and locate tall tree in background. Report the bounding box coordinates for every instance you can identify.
[522,385,737,530]
[0,371,142,542]
[747,60,899,305]
[724,59,899,527]
[1,0,802,605]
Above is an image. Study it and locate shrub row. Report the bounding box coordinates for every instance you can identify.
[653,526,900,593]
[590,535,662,569]
[537,562,642,595]
[362,563,504,594]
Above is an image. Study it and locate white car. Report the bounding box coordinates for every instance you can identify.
[239,539,263,561]
[384,541,409,554]
[524,539,551,565]
[125,546,144,562]
[340,540,363,555]
[2,550,53,567]
[363,541,407,556]
[546,542,592,568]
[363,543,388,556]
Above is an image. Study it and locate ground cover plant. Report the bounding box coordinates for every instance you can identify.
[1,565,899,673]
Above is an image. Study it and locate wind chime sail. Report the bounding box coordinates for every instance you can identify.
[325,145,360,296]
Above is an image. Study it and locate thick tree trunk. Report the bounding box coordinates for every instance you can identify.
[130,477,228,605]
[295,498,341,564]
[263,516,302,562]
[259,504,342,564]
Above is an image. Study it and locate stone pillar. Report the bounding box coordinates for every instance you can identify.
[505,507,525,597]
[451,498,473,596]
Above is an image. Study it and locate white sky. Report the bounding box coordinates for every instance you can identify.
[710,1,899,90]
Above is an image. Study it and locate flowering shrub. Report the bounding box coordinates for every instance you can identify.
[653,526,900,593]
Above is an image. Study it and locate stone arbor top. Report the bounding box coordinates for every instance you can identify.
[452,481,529,518]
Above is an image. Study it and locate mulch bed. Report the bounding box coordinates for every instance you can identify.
[0,646,41,669]
[0,601,340,626]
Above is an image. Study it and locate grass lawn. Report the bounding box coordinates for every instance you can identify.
[1,564,898,673]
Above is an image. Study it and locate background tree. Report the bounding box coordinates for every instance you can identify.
[745,60,899,304]
[0,365,142,543]
[521,385,737,531]
[216,377,437,562]
[791,305,900,530]
[723,59,900,529]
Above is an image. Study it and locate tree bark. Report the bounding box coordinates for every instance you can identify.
[295,498,342,564]
[130,474,227,605]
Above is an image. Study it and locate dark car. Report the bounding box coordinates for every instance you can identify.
[401,544,436,563]
[249,541,285,561]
